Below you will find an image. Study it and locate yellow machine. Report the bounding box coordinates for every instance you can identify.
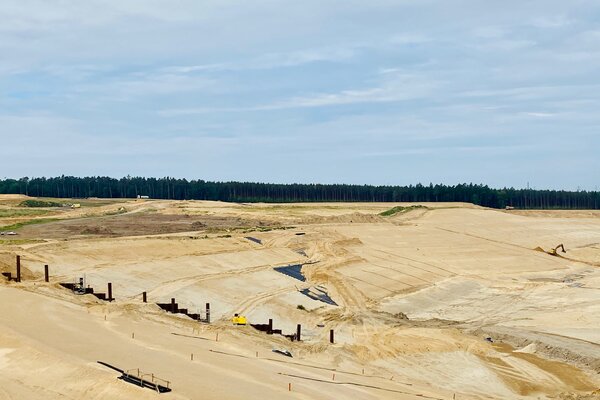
[232,313,247,325]
[548,243,566,256]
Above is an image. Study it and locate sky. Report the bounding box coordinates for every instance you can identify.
[0,1,599,190]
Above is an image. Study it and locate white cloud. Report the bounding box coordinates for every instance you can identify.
[472,26,507,39]
[163,47,357,74]
[77,73,216,100]
[531,15,572,28]
[475,39,537,51]
[522,112,556,118]
[160,71,440,115]
[268,76,435,109]
[389,33,431,45]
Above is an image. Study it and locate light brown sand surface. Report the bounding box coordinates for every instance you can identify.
[1,196,600,399]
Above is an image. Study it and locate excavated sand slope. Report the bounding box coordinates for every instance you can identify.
[1,197,600,399]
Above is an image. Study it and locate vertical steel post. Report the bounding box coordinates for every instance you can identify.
[142,291,147,303]
[329,329,334,344]
[296,324,301,341]
[107,282,113,301]
[268,318,273,334]
[205,303,210,323]
[44,265,49,282]
[171,298,176,313]
[16,255,21,282]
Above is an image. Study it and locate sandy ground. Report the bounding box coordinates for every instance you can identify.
[1,196,600,399]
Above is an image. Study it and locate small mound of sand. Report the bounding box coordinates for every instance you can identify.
[514,343,537,354]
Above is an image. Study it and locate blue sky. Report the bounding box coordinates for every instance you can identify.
[1,1,598,190]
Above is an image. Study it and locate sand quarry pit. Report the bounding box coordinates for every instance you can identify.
[1,196,600,399]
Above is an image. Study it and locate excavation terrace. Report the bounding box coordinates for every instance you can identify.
[1,195,600,399]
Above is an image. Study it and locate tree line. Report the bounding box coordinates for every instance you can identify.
[0,176,598,209]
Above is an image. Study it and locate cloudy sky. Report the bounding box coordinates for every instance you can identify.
[1,1,598,189]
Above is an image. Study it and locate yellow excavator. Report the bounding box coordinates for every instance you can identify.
[548,243,566,256]
[232,313,247,325]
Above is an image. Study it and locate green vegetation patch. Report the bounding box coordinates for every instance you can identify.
[379,205,427,217]
[0,218,60,231]
[19,200,63,208]
[0,208,50,218]
[0,239,45,245]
